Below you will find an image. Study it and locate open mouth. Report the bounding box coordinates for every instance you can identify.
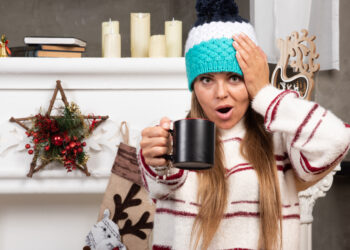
[217,107,232,114]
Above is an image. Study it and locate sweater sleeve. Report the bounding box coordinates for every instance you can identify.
[137,149,188,200]
[252,85,350,182]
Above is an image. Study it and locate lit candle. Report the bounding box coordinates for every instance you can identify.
[130,13,151,57]
[149,35,167,57]
[165,18,182,57]
[103,19,121,57]
[102,19,120,57]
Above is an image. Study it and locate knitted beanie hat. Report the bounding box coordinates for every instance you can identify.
[185,0,258,91]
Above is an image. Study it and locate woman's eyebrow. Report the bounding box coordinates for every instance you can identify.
[226,72,239,76]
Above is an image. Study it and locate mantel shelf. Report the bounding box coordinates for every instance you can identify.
[0,57,185,75]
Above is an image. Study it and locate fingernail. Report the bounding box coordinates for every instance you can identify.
[162,123,169,129]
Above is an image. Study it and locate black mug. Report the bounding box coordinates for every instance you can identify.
[164,118,216,170]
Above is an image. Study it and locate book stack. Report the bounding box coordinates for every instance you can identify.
[11,37,87,58]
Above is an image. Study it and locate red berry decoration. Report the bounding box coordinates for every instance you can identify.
[82,142,86,147]
[34,138,39,144]
[25,144,31,149]
[45,145,50,151]
[52,135,64,146]
[28,149,34,155]
[77,147,83,153]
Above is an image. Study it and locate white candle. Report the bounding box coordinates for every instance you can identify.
[104,33,121,58]
[165,18,182,57]
[102,19,120,57]
[103,19,121,57]
[149,35,167,57]
[130,13,151,57]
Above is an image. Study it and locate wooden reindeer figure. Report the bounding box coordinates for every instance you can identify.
[271,29,320,100]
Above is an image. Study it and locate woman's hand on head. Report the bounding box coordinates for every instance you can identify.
[140,117,172,167]
[232,33,270,99]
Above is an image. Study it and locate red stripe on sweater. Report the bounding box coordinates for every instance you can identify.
[143,170,180,185]
[153,245,171,250]
[300,145,349,174]
[275,153,288,161]
[140,150,157,178]
[277,165,284,171]
[224,211,259,218]
[168,198,186,203]
[140,149,184,181]
[302,110,328,147]
[226,167,254,177]
[156,208,197,217]
[170,176,187,192]
[264,90,293,124]
[190,202,201,207]
[141,170,150,192]
[231,200,259,205]
[222,137,243,143]
[230,200,299,208]
[283,214,300,219]
[227,165,284,178]
[267,91,298,131]
[291,103,319,147]
[158,193,171,200]
[224,248,253,250]
[156,208,299,220]
[226,163,250,172]
[302,117,324,147]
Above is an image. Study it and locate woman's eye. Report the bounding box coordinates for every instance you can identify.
[229,75,242,83]
[200,77,212,84]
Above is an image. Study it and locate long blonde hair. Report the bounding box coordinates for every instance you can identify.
[188,91,282,250]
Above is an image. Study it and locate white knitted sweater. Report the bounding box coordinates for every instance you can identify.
[138,85,350,250]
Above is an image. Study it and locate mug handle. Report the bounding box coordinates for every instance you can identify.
[161,129,174,162]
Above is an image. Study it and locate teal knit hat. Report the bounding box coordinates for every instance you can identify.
[185,0,258,91]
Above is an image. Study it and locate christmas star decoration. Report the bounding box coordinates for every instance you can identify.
[9,80,109,177]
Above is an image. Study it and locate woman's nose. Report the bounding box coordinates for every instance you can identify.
[216,81,228,99]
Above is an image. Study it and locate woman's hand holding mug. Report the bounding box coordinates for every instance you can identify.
[141,117,216,170]
[140,117,172,168]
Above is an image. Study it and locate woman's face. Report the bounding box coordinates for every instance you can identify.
[193,72,249,129]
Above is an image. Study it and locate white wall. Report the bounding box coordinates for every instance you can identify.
[0,194,103,250]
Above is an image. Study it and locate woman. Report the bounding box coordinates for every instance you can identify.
[138,0,350,249]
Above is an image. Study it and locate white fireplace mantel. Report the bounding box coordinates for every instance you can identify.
[0,58,191,194]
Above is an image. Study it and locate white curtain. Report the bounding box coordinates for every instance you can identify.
[250,0,339,70]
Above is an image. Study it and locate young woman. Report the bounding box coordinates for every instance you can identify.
[138,1,350,249]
